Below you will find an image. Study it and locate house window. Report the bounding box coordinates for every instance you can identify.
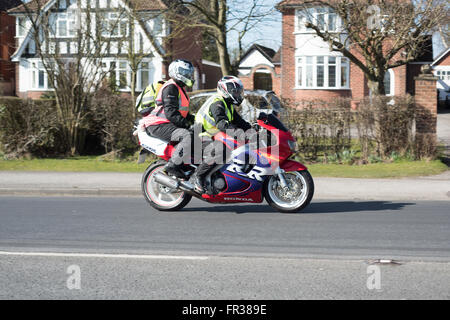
[436,70,450,81]
[328,56,336,87]
[31,61,51,90]
[384,69,395,96]
[102,12,129,37]
[306,56,314,87]
[341,58,349,87]
[297,57,303,87]
[316,56,325,87]
[138,62,152,91]
[296,7,340,32]
[17,17,27,37]
[50,13,76,37]
[117,61,129,89]
[296,56,349,89]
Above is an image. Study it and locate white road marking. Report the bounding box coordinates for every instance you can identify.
[0,251,208,260]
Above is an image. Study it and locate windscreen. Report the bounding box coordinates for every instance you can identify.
[265,113,289,132]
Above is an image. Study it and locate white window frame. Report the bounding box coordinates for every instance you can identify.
[16,16,27,37]
[29,60,53,91]
[116,60,130,90]
[137,61,153,92]
[295,55,350,90]
[50,12,77,38]
[295,7,341,33]
[435,69,450,81]
[102,12,129,38]
[384,69,395,96]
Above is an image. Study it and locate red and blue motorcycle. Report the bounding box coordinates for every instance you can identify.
[134,95,314,213]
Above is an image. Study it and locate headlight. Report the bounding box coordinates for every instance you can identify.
[288,140,297,152]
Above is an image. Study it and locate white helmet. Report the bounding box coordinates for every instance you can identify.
[168,59,195,87]
[217,76,244,105]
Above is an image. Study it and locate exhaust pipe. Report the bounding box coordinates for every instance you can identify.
[154,172,179,189]
[153,172,196,193]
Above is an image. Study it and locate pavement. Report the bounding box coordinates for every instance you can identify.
[0,170,449,200]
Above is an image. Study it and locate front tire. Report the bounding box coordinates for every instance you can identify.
[142,161,192,211]
[264,170,314,213]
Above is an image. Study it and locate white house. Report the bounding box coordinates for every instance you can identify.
[7,0,216,98]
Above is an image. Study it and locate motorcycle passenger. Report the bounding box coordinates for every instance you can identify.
[143,59,196,179]
[193,76,251,193]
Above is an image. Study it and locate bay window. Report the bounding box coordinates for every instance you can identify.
[296,56,350,89]
[105,60,153,91]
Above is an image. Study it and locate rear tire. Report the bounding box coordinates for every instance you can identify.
[264,170,314,213]
[141,161,192,211]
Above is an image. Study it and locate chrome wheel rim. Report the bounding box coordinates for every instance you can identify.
[268,171,308,209]
[146,166,184,208]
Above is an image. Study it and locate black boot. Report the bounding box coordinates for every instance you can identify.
[163,161,186,180]
[192,174,206,193]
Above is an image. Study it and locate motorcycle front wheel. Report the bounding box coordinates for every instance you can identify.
[264,170,314,213]
[142,161,192,211]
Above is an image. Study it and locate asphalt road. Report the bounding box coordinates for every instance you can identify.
[0,196,449,299]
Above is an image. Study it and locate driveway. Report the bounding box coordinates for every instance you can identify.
[437,112,450,150]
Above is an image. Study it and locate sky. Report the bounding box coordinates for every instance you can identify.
[226,0,446,59]
[227,0,282,54]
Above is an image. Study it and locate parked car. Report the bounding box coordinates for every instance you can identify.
[189,90,283,123]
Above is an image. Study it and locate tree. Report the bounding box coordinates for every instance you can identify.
[284,0,447,95]
[18,0,132,155]
[437,22,449,49]
[170,0,276,76]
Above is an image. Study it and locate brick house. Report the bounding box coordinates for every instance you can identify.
[276,0,434,102]
[431,47,450,103]
[238,44,281,94]
[7,0,221,99]
[0,0,21,96]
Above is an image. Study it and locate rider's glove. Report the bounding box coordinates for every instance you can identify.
[186,114,195,126]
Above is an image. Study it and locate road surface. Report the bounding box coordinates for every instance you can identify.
[0,196,449,299]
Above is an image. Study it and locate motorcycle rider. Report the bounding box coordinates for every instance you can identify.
[143,59,196,179]
[193,76,251,193]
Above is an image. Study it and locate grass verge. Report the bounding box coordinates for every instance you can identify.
[0,157,447,178]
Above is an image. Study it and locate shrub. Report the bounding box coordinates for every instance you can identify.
[283,98,352,162]
[89,87,138,158]
[0,97,65,158]
[354,95,415,161]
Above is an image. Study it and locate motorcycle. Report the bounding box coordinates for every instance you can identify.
[133,94,314,213]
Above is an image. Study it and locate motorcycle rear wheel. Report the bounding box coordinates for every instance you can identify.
[142,161,192,211]
[264,170,314,213]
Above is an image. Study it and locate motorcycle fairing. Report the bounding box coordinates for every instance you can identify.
[202,143,275,203]
[137,130,174,161]
[280,160,308,172]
